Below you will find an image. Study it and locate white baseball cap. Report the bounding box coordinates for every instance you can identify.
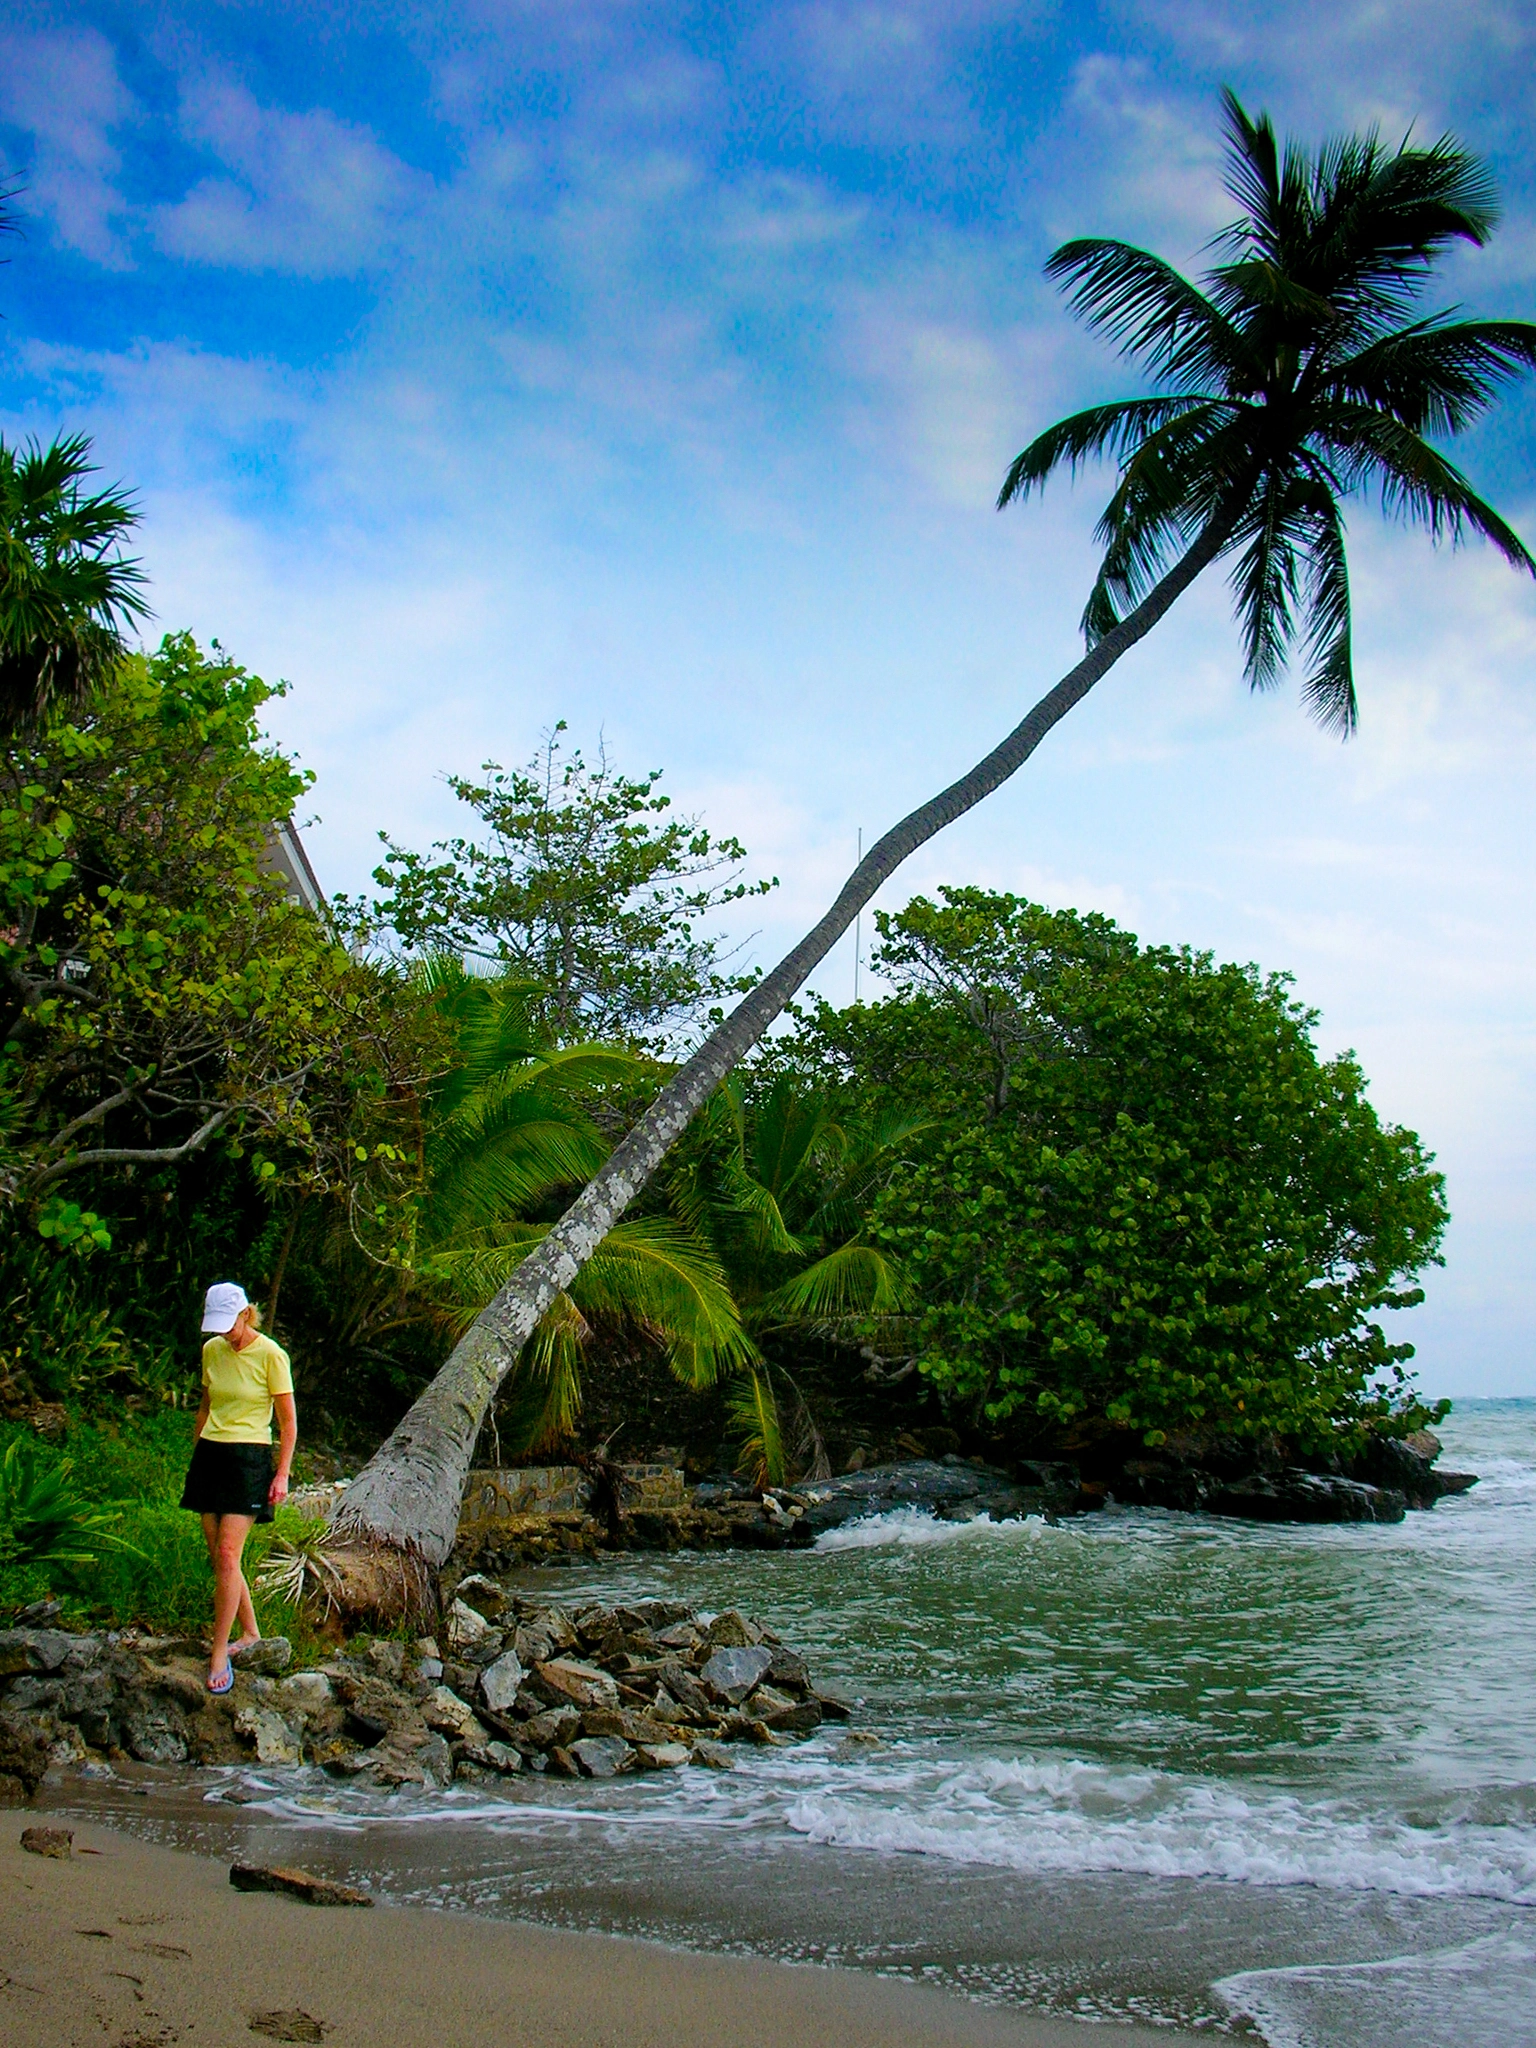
[201,1281,251,1334]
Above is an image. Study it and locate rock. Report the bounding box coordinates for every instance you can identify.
[546,1744,581,1778]
[336,1674,418,1740]
[421,1686,488,1744]
[632,1741,690,1770]
[689,1740,734,1770]
[532,1658,620,1711]
[0,1629,73,1677]
[700,1645,773,1705]
[569,1734,632,1777]
[445,1599,491,1652]
[454,1573,509,1620]
[796,1459,1064,1534]
[510,1706,581,1754]
[581,1707,683,1747]
[1208,1470,1407,1524]
[234,1707,304,1766]
[121,1697,189,1765]
[20,1824,72,1857]
[1352,1434,1478,1509]
[364,1639,407,1682]
[455,1739,523,1776]
[765,1647,810,1690]
[368,1726,454,1790]
[229,1863,373,1907]
[512,1609,577,1667]
[276,1673,334,1718]
[655,1660,715,1721]
[232,1637,293,1678]
[814,1689,853,1721]
[478,1649,526,1714]
[652,1620,703,1652]
[705,1610,762,1649]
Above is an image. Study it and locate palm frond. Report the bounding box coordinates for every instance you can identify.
[1328,317,1536,434]
[1323,406,1536,569]
[997,397,1221,508]
[1044,240,1252,386]
[1296,489,1357,735]
[729,1368,785,1488]
[761,1241,919,1321]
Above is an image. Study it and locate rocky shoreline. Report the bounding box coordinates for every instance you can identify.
[0,1587,847,1805]
[441,1430,1477,1568]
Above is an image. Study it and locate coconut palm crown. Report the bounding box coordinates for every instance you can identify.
[1000,90,1536,733]
[0,435,148,736]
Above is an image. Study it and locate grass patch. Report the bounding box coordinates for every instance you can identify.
[1,1413,330,1654]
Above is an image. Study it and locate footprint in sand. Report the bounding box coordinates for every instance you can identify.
[249,2012,332,2043]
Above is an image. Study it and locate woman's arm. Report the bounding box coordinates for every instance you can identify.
[193,1392,210,1441]
[269,1392,297,1505]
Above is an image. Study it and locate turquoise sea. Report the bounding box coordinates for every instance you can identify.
[59,1400,1536,2045]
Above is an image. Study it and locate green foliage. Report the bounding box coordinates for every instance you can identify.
[0,633,434,1226]
[400,959,754,1453]
[860,891,1448,1447]
[0,1414,317,1638]
[0,1433,136,1574]
[1003,91,1536,733]
[0,434,148,736]
[368,723,776,1045]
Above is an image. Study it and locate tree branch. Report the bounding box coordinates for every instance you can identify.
[28,1108,234,1191]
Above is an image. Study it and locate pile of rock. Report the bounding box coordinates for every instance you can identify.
[0,1590,844,1801]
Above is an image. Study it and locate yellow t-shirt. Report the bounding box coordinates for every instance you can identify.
[199,1334,294,1445]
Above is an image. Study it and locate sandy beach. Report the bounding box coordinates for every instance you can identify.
[0,1818,1214,2048]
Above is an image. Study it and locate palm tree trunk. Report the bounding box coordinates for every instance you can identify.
[331,519,1230,1577]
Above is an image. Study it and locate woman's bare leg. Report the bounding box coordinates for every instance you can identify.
[210,1514,257,1681]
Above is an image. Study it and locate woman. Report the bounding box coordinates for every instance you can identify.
[179,1281,297,1694]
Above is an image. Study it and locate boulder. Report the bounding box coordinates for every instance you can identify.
[689,1740,734,1770]
[478,1649,526,1714]
[512,1610,577,1667]
[532,1658,620,1711]
[1208,1470,1406,1524]
[454,1573,509,1620]
[795,1458,1069,1534]
[569,1734,632,1778]
[420,1686,488,1744]
[231,1637,293,1678]
[234,1707,304,1766]
[276,1673,334,1719]
[445,1599,491,1652]
[0,1629,74,1678]
[121,1697,190,1765]
[704,1610,762,1649]
[700,1645,773,1705]
[367,1726,453,1789]
[336,1674,417,1741]
[1352,1434,1478,1508]
[509,1706,581,1753]
[632,1741,690,1770]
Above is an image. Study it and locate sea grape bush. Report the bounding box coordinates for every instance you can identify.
[858,891,1447,1447]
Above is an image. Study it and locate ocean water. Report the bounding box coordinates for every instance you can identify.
[55,1400,1536,2044]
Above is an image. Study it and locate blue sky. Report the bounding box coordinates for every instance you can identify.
[3,1,1534,1398]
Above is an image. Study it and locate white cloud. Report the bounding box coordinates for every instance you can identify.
[0,27,135,265]
[153,79,433,277]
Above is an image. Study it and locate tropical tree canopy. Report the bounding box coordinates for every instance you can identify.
[369,724,777,1046]
[1000,89,1536,732]
[859,891,1449,1449]
[0,436,148,737]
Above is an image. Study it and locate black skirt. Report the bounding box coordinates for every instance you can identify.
[180,1439,275,1522]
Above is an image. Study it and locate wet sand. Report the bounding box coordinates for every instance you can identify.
[2,1818,1212,2048]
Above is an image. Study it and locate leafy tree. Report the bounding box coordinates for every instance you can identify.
[861,891,1447,1449]
[0,437,148,737]
[0,634,430,1224]
[336,94,1535,1586]
[369,725,776,1045]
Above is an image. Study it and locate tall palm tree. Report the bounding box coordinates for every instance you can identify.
[334,93,1536,1585]
[0,435,148,735]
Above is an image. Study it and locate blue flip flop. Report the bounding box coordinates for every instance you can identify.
[207,1662,235,1695]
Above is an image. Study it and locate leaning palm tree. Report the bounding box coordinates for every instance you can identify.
[0,435,148,735]
[334,92,1536,1590]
